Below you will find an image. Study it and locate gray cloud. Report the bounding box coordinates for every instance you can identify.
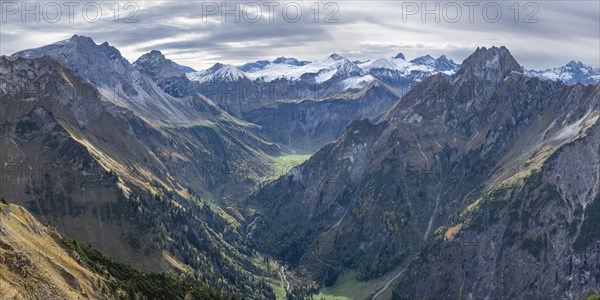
[0,1,597,69]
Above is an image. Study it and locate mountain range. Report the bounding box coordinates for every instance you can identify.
[1,35,599,299]
[526,60,600,85]
[244,46,600,299]
[185,47,598,153]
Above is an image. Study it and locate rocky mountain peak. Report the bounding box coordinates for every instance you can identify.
[135,50,167,65]
[273,56,307,66]
[99,42,125,61]
[67,35,124,61]
[328,53,345,60]
[455,46,522,83]
[394,53,406,60]
[134,50,196,75]
[137,50,196,73]
[145,49,166,59]
[435,55,459,71]
[69,34,95,44]
[131,50,200,98]
[207,62,225,72]
[410,54,436,66]
[13,34,130,86]
[565,60,586,69]
[134,50,181,77]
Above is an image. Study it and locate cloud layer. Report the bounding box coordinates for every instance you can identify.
[1,1,598,69]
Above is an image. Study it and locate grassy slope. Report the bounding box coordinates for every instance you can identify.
[270,154,312,179]
[0,201,230,299]
[0,202,108,299]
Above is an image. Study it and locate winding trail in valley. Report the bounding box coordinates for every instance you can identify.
[372,268,406,299]
[280,266,290,292]
[424,160,445,240]
[312,251,336,269]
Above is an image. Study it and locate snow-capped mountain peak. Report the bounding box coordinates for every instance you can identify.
[358,57,413,71]
[187,63,247,83]
[336,59,364,75]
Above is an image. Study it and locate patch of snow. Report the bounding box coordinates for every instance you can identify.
[551,111,598,143]
[339,75,375,90]
[53,39,71,46]
[358,57,413,72]
[315,69,338,83]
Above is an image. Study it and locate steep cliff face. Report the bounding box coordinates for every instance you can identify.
[393,121,600,300]
[245,46,600,299]
[133,50,199,99]
[0,56,152,270]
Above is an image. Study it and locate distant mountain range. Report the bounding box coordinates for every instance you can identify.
[183,48,598,152]
[187,52,460,95]
[188,52,599,90]
[525,60,600,85]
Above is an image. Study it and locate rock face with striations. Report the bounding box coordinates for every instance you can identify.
[453,46,522,83]
[133,50,198,98]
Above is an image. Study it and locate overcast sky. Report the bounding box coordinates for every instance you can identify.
[1,1,598,70]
